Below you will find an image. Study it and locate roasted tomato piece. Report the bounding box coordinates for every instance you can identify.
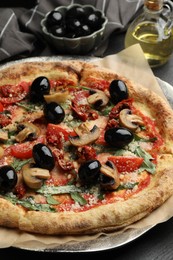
[71,90,98,121]
[77,145,97,162]
[108,156,144,173]
[0,82,30,104]
[46,124,75,149]
[84,78,110,91]
[109,98,134,120]
[0,102,4,112]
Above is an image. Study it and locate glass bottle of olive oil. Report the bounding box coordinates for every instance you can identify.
[125,0,173,68]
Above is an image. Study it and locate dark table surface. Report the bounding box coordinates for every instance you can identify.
[0,3,173,259]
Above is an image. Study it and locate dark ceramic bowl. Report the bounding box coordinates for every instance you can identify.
[41,4,108,55]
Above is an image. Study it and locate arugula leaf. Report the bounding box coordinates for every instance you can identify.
[134,146,156,174]
[4,195,55,212]
[11,158,32,172]
[16,102,42,112]
[70,192,87,205]
[46,195,60,205]
[134,134,157,143]
[116,182,138,191]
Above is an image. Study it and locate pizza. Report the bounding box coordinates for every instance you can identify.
[0,59,173,236]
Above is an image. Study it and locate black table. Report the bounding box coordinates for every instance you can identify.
[0,5,173,260]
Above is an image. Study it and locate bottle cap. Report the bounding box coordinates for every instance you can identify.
[144,0,163,11]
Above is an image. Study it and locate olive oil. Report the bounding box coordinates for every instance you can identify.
[125,0,173,68]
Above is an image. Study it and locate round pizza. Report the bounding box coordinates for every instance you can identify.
[0,59,173,235]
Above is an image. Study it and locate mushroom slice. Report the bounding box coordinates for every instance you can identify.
[99,161,120,190]
[0,147,4,159]
[69,123,101,146]
[87,90,109,110]
[15,122,40,143]
[119,108,144,131]
[22,163,50,190]
[0,130,8,142]
[44,90,70,104]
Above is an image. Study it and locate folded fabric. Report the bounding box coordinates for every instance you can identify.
[0,9,36,63]
[0,0,144,63]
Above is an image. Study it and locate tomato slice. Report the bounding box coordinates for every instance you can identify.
[0,82,30,104]
[46,124,75,149]
[84,77,110,91]
[10,136,46,159]
[108,156,144,173]
[0,102,3,112]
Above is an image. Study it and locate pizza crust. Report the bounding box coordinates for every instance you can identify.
[0,60,173,235]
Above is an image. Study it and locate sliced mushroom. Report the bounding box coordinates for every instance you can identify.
[87,90,109,110]
[15,122,40,143]
[0,130,8,142]
[119,108,144,131]
[22,163,50,190]
[69,123,101,146]
[0,146,4,159]
[44,90,70,104]
[99,161,120,190]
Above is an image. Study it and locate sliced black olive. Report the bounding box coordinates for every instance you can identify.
[104,127,134,148]
[109,80,129,104]
[32,143,55,171]
[43,102,65,124]
[29,76,50,103]
[78,160,101,185]
[0,165,17,193]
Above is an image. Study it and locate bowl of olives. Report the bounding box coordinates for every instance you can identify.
[41,4,108,55]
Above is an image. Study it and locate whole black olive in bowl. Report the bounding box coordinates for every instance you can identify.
[40,4,108,55]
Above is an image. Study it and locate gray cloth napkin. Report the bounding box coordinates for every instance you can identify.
[0,0,144,63]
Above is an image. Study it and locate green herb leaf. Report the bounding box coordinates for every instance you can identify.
[46,195,60,205]
[4,195,55,212]
[117,182,138,191]
[134,146,156,174]
[16,102,42,112]
[134,134,157,143]
[70,192,87,205]
[11,158,32,172]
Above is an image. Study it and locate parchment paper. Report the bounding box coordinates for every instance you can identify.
[1,44,173,250]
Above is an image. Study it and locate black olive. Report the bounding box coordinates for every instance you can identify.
[109,80,129,104]
[86,12,102,30]
[32,143,55,170]
[68,19,82,32]
[0,165,17,193]
[46,10,64,27]
[50,25,66,37]
[80,24,91,36]
[66,6,85,19]
[29,76,50,103]
[78,160,101,185]
[43,102,65,124]
[104,127,134,148]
